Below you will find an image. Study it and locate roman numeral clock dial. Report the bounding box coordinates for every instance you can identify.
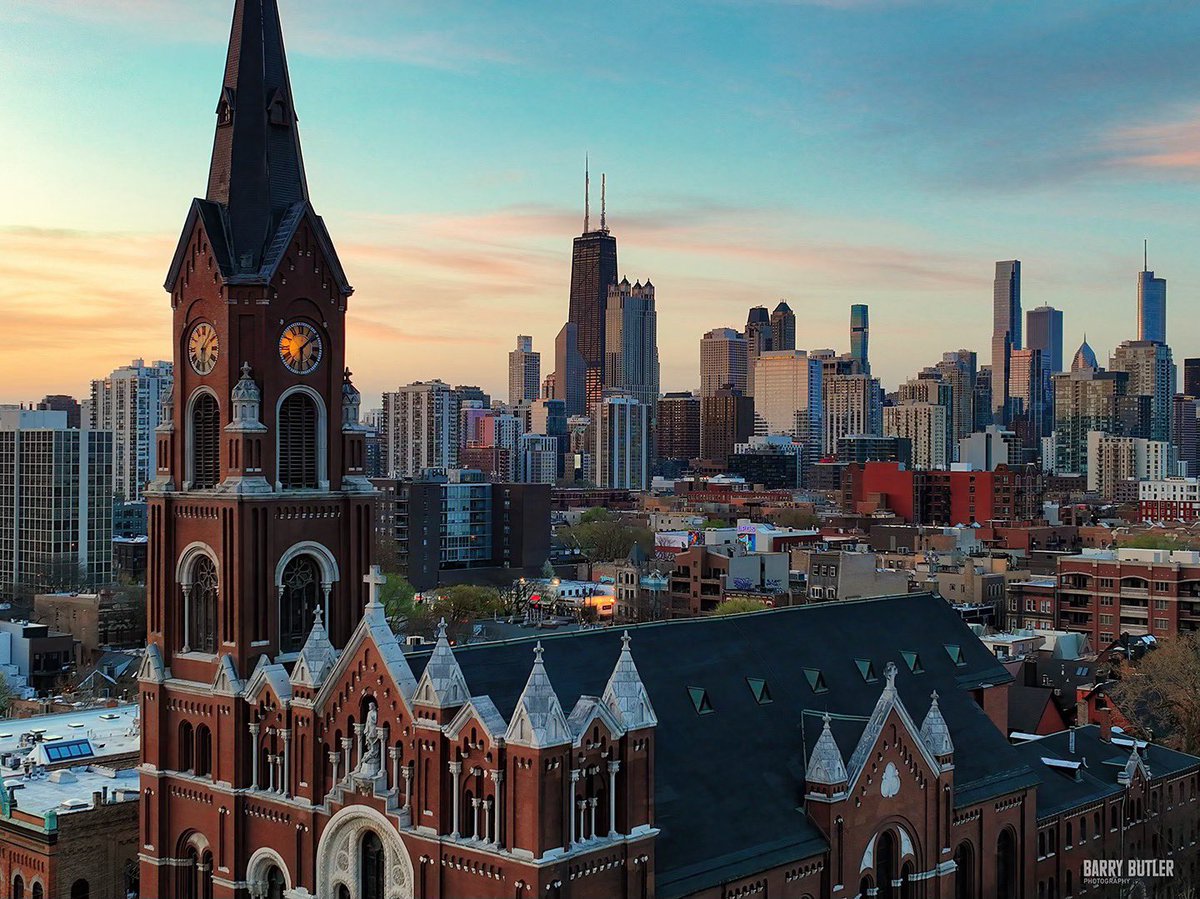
[278,322,323,375]
[187,322,219,375]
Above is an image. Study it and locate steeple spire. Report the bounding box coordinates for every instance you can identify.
[207,0,309,274]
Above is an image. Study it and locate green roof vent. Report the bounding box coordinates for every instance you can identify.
[855,658,877,683]
[803,668,828,694]
[687,686,714,715]
[746,677,773,705]
[901,651,924,674]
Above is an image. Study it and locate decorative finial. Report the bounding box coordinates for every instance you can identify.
[437,617,448,640]
[884,661,898,688]
[620,630,631,652]
[313,604,324,628]
[240,361,253,379]
[363,565,387,608]
[930,689,939,702]
[822,711,832,726]
[534,641,545,664]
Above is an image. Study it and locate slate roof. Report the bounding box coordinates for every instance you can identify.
[1012,725,1200,821]
[1007,683,1061,735]
[406,592,1040,899]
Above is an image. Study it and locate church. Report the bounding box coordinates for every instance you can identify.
[139,2,1200,898]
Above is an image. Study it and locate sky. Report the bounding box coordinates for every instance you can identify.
[1,0,1199,406]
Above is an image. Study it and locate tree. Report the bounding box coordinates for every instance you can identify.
[580,507,614,524]
[380,575,417,620]
[431,585,505,624]
[1110,634,1200,754]
[703,517,730,529]
[711,598,768,616]
[768,508,820,530]
[0,673,14,715]
[563,519,653,562]
[1118,534,1200,552]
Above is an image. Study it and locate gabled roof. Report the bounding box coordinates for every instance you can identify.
[137,644,166,685]
[846,663,943,788]
[805,713,848,787]
[245,654,292,704]
[412,619,470,710]
[601,631,657,731]
[919,690,954,758]
[290,607,337,689]
[503,643,570,749]
[444,696,508,743]
[566,695,626,746]
[409,593,1040,899]
[212,654,244,697]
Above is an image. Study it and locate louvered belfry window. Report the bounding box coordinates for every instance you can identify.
[191,393,220,488]
[280,555,318,653]
[279,392,319,489]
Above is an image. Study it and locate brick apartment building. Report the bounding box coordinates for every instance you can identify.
[844,462,1042,526]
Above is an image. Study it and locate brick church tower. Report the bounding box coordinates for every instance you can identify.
[139,0,375,894]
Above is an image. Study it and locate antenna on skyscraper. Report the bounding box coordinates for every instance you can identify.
[601,173,607,232]
[1144,238,1148,271]
[584,155,591,233]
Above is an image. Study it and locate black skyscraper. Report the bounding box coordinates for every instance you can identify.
[568,167,618,413]
[1185,359,1200,398]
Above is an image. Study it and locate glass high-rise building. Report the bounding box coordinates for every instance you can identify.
[850,304,870,375]
[1138,264,1167,345]
[991,260,1021,424]
[752,350,823,469]
[770,301,796,351]
[1185,358,1200,398]
[1026,306,1063,374]
[700,328,748,397]
[567,173,619,414]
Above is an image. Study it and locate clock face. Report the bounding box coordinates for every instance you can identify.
[188,322,219,375]
[279,322,323,375]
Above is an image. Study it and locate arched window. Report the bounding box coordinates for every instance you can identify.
[360,831,385,899]
[188,555,218,654]
[954,842,975,899]
[191,392,220,489]
[13,875,23,899]
[71,880,89,899]
[1066,821,1073,847]
[179,721,194,772]
[31,884,42,899]
[900,861,914,899]
[337,887,350,899]
[280,555,319,653]
[1065,870,1073,896]
[1110,805,1119,831]
[997,829,1017,899]
[181,848,199,899]
[266,866,285,899]
[123,860,139,899]
[876,830,897,899]
[201,851,213,899]
[195,724,212,778]
[278,392,319,489]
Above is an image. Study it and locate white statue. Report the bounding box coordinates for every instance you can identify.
[358,701,381,776]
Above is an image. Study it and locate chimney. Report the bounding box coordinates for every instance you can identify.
[1099,707,1113,742]
[92,790,102,808]
[101,786,108,804]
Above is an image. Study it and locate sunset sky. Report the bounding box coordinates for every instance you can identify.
[2,0,1199,406]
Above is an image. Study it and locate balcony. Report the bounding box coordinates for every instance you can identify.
[1121,587,1149,599]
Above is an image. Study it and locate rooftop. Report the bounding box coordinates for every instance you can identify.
[0,703,139,761]
[2,764,139,826]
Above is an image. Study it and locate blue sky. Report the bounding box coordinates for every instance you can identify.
[1,0,1198,403]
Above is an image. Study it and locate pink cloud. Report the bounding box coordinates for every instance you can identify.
[1103,109,1200,175]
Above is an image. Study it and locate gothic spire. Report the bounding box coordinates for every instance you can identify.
[206,0,309,274]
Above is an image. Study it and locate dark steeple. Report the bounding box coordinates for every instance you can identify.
[206,0,308,274]
[166,0,350,295]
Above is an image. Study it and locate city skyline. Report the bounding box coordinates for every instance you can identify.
[3,1,1200,406]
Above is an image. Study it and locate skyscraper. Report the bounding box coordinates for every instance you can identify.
[1025,305,1063,374]
[743,306,772,396]
[0,409,113,596]
[1052,366,1129,476]
[1138,244,1167,344]
[700,328,748,397]
[1185,359,1200,398]
[36,394,81,429]
[752,350,823,468]
[1110,340,1175,444]
[1008,347,1047,449]
[552,321,586,416]
[596,393,649,489]
[770,301,796,351]
[823,373,882,454]
[382,380,459,476]
[567,166,619,413]
[850,304,870,375]
[604,278,659,409]
[508,335,540,406]
[658,392,701,463]
[700,385,754,464]
[884,403,948,471]
[991,260,1021,424]
[935,350,977,446]
[90,358,173,502]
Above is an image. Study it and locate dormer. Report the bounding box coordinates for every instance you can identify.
[290,606,337,691]
[411,619,471,723]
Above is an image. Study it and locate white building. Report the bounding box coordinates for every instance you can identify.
[958,425,1021,472]
[1086,431,1172,499]
[516,433,558,485]
[699,328,748,397]
[823,373,882,454]
[1140,476,1200,522]
[381,380,458,478]
[89,358,172,502]
[884,402,948,470]
[508,335,541,406]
